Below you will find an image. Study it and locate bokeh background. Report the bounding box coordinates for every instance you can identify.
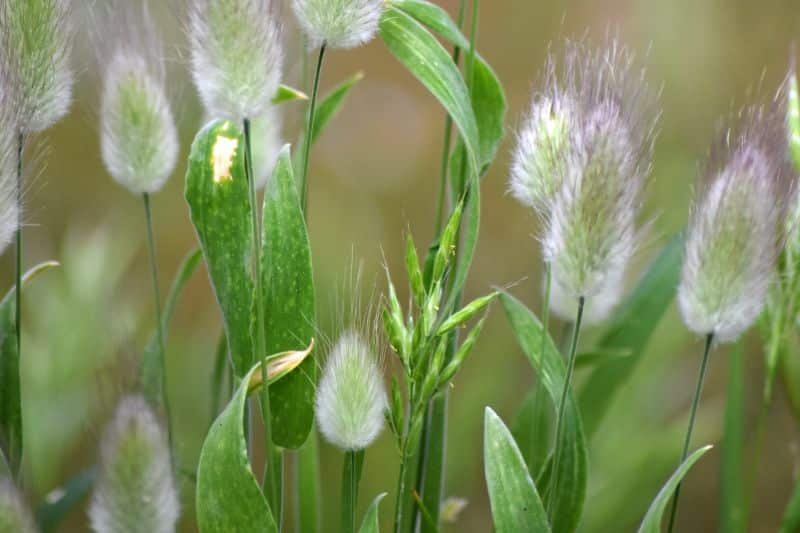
[9,0,800,531]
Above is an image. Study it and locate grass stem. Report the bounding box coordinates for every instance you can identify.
[547,295,584,518]
[666,332,714,532]
[341,449,364,533]
[142,193,173,447]
[243,117,282,523]
[300,44,327,214]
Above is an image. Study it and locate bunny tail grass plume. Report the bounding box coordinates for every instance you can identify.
[291,0,384,50]
[678,103,795,342]
[509,54,574,213]
[97,0,178,195]
[0,0,74,134]
[89,396,179,533]
[0,478,37,533]
[316,329,388,451]
[549,266,622,325]
[541,39,657,305]
[189,0,283,120]
[0,91,21,255]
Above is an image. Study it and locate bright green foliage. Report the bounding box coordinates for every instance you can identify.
[261,146,316,448]
[500,292,587,533]
[484,407,551,533]
[358,493,387,533]
[186,120,254,376]
[196,362,278,533]
[637,446,713,533]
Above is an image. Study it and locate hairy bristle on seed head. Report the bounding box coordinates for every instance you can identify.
[535,38,657,306]
[0,478,37,533]
[97,0,178,195]
[678,102,796,342]
[189,0,283,120]
[89,395,179,533]
[0,82,21,256]
[0,0,74,134]
[291,0,384,50]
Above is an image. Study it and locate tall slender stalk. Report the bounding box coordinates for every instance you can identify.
[142,193,173,446]
[243,118,282,523]
[300,44,327,213]
[666,332,714,533]
[341,450,364,533]
[394,409,424,533]
[14,132,23,389]
[547,295,584,516]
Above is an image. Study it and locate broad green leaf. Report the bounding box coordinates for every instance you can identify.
[394,0,507,170]
[484,407,551,533]
[297,429,321,533]
[197,362,278,533]
[272,84,308,104]
[579,235,683,437]
[358,493,387,533]
[140,248,202,409]
[36,466,97,533]
[186,119,254,377]
[511,383,552,477]
[637,445,713,533]
[0,260,59,477]
[788,67,800,172]
[379,6,480,179]
[500,292,587,533]
[720,342,745,533]
[261,146,316,448]
[780,474,800,533]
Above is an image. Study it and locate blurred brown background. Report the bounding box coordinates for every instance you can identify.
[10,0,800,531]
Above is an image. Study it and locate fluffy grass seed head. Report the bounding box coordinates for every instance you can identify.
[316,328,388,451]
[678,103,795,342]
[509,55,575,213]
[189,0,283,120]
[541,39,657,307]
[0,0,74,134]
[0,478,37,533]
[549,264,623,325]
[0,89,21,256]
[98,1,178,195]
[89,395,179,533]
[251,106,282,189]
[291,0,383,50]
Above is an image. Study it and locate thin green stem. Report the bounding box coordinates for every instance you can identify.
[394,409,424,533]
[300,44,327,214]
[666,332,714,533]
[243,118,281,523]
[547,295,584,517]
[142,193,173,448]
[341,450,364,533]
[540,263,551,361]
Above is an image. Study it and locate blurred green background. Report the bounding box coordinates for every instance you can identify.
[10,0,800,531]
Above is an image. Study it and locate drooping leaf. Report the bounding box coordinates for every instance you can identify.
[484,407,551,533]
[394,0,507,171]
[500,292,587,533]
[358,493,387,533]
[720,342,745,533]
[185,119,254,377]
[36,466,97,532]
[0,261,59,477]
[637,445,713,533]
[197,362,277,533]
[379,6,480,179]
[261,146,316,448]
[579,235,683,437]
[140,248,202,409]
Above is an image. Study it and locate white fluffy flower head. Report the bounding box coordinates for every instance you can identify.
[291,0,384,50]
[89,395,179,533]
[189,0,283,120]
[541,40,657,303]
[0,88,20,256]
[679,104,794,342]
[316,330,387,451]
[98,2,178,195]
[0,0,74,133]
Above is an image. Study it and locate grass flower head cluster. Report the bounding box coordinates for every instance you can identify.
[291,0,384,50]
